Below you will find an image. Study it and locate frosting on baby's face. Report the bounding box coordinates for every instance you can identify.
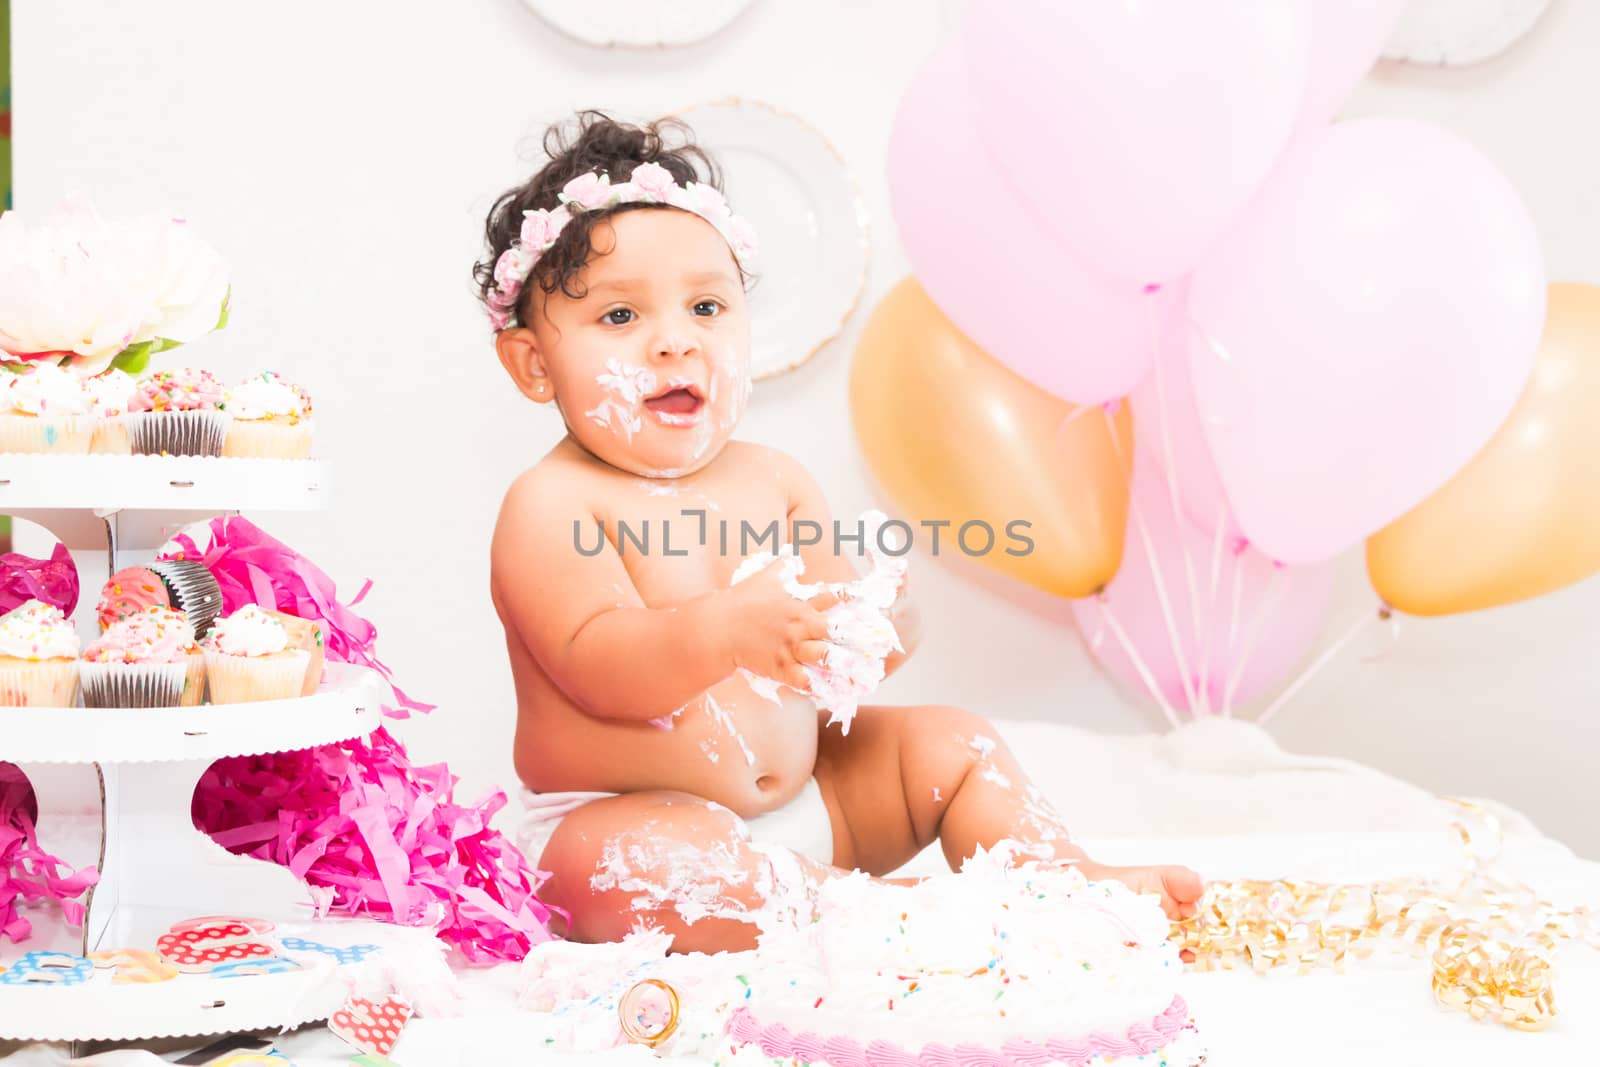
[516,209,752,479]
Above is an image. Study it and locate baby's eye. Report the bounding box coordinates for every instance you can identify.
[692,300,723,318]
[602,308,635,326]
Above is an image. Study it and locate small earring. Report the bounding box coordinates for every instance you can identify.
[534,383,547,394]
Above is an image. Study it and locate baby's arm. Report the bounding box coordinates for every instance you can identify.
[776,450,922,675]
[492,467,734,721]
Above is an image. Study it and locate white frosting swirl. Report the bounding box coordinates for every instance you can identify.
[0,599,82,660]
[5,363,91,417]
[201,603,288,657]
[746,843,1182,1048]
[83,369,140,418]
[226,372,310,421]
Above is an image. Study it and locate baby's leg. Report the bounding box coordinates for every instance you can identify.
[814,704,1203,919]
[536,790,840,952]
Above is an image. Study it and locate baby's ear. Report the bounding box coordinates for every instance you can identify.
[496,327,557,405]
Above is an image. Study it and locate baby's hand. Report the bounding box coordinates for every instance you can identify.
[717,561,838,691]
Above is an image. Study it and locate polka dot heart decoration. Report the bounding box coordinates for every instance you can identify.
[329,993,413,1057]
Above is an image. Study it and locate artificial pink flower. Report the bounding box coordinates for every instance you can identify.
[518,208,567,251]
[668,181,730,221]
[494,246,532,293]
[559,172,617,211]
[728,215,759,260]
[628,161,676,202]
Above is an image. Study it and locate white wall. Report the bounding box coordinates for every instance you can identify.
[13,1,1598,857]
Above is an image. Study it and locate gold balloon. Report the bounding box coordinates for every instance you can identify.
[849,277,1133,598]
[1367,283,1600,616]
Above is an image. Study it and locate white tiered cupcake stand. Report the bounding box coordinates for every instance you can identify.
[0,455,388,1044]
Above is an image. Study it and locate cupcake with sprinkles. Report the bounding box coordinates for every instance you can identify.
[0,363,94,454]
[80,605,199,708]
[0,599,82,707]
[98,560,225,638]
[222,371,314,459]
[84,368,140,454]
[201,604,311,703]
[124,368,232,457]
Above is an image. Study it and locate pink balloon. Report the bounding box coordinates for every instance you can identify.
[962,0,1312,285]
[1129,290,1247,549]
[1187,118,1546,564]
[888,40,1160,405]
[1071,457,1334,715]
[1297,0,1408,129]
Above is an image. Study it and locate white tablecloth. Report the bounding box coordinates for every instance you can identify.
[5,721,1595,1065]
[9,830,1589,1067]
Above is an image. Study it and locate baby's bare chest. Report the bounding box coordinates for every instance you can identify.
[590,477,791,606]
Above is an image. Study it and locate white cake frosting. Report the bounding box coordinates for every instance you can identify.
[740,843,1190,1051]
[516,842,1203,1066]
[731,509,908,733]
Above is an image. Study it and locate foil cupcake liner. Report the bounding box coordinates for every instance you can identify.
[79,660,187,709]
[148,559,225,638]
[124,410,232,458]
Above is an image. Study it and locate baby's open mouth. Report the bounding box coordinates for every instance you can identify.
[644,384,704,419]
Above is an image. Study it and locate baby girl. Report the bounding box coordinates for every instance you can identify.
[482,113,1202,952]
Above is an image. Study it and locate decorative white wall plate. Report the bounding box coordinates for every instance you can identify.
[1382,0,1553,66]
[521,0,755,48]
[673,98,870,380]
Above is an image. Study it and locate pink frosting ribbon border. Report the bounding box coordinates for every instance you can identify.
[725,994,1192,1067]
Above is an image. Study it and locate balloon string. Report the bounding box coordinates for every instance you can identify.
[1222,551,1245,717]
[1222,565,1282,715]
[1057,403,1096,434]
[1097,596,1183,730]
[1255,604,1388,727]
[1108,408,1200,714]
[1195,509,1228,718]
[1148,305,1209,714]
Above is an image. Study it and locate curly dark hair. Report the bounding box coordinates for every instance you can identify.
[474,111,733,329]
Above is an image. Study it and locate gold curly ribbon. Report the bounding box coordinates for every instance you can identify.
[1171,800,1598,1032]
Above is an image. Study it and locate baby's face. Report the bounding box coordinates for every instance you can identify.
[528,209,752,478]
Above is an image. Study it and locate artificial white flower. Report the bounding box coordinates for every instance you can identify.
[0,195,231,375]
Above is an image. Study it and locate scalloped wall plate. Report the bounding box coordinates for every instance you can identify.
[671,98,869,381]
[521,0,755,48]
[1382,0,1552,66]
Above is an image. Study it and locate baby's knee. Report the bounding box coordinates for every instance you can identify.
[555,792,772,944]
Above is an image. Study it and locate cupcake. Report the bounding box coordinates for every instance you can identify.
[84,369,140,454]
[97,560,224,638]
[266,610,325,696]
[79,606,197,708]
[0,599,82,707]
[201,604,310,704]
[124,368,231,457]
[222,372,314,459]
[0,364,94,454]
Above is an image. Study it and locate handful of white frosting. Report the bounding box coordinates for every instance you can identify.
[730,510,909,735]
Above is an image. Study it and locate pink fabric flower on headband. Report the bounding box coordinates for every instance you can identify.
[485,168,757,331]
[559,172,620,212]
[518,208,566,250]
[627,161,677,202]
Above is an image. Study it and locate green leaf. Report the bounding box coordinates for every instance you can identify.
[110,341,155,376]
[215,289,232,332]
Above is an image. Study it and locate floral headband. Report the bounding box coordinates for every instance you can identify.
[486,162,758,330]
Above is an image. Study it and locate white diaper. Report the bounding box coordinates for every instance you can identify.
[517,778,835,869]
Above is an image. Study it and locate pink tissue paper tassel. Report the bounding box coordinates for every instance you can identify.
[0,763,99,944]
[166,517,557,962]
[0,543,81,616]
